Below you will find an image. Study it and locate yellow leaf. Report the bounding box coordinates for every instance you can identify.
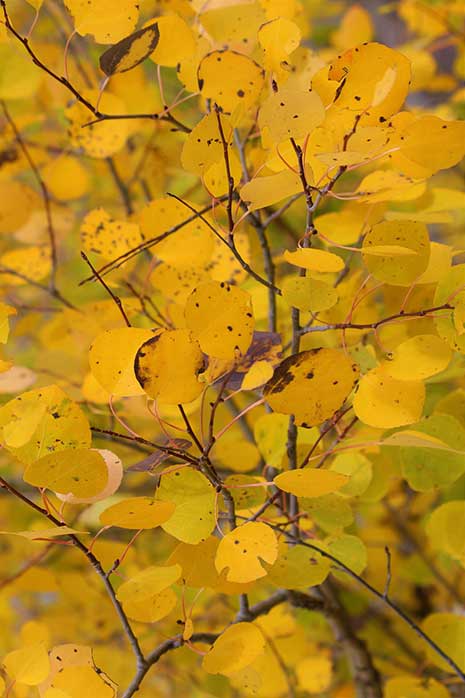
[99,497,175,529]
[66,91,128,158]
[157,468,216,544]
[202,622,266,676]
[258,17,301,75]
[362,220,430,286]
[81,208,144,260]
[264,348,359,427]
[353,366,425,429]
[64,0,139,43]
[3,644,49,686]
[274,468,349,497]
[185,281,254,359]
[0,245,51,286]
[422,613,465,673]
[121,587,177,623]
[267,543,330,588]
[281,276,338,312]
[45,665,115,698]
[198,50,265,113]
[241,361,274,390]
[426,501,465,566]
[0,385,91,465]
[284,248,344,273]
[0,526,86,540]
[240,168,310,210]
[383,334,452,381]
[0,181,41,234]
[182,112,234,176]
[24,448,108,498]
[258,86,325,142]
[149,14,196,67]
[42,156,89,201]
[89,327,154,397]
[116,564,181,603]
[99,23,159,75]
[215,522,278,583]
[56,449,123,504]
[331,5,373,50]
[135,329,204,404]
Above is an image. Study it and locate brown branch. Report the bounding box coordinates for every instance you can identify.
[80,251,132,327]
[0,1,190,133]
[215,106,234,240]
[0,475,146,671]
[300,303,454,336]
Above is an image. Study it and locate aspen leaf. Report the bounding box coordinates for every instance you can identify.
[185,281,254,359]
[149,14,196,67]
[56,449,123,504]
[434,263,465,353]
[329,452,372,497]
[64,0,139,43]
[157,468,216,544]
[258,17,301,74]
[116,564,182,603]
[81,208,144,260]
[284,248,345,273]
[422,614,465,673]
[267,543,330,588]
[203,623,265,676]
[89,327,154,397]
[215,522,278,583]
[42,156,89,201]
[360,244,418,257]
[281,276,338,312]
[240,168,310,210]
[398,116,465,174]
[331,5,373,49]
[264,348,359,427]
[182,112,234,175]
[328,42,411,122]
[241,360,273,390]
[198,50,265,113]
[328,534,367,574]
[400,415,465,491]
[426,501,465,566]
[24,448,108,498]
[0,526,86,540]
[258,86,325,142]
[0,246,51,286]
[384,335,452,380]
[99,23,159,76]
[168,537,220,589]
[225,474,266,510]
[353,366,425,428]
[356,171,426,203]
[151,264,210,304]
[66,91,128,158]
[45,665,115,698]
[139,197,215,268]
[0,385,91,465]
[274,468,349,497]
[199,3,265,51]
[99,497,175,529]
[362,220,430,285]
[135,329,204,404]
[3,644,49,686]
[121,588,177,623]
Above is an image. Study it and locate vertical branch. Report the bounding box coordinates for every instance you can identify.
[215,106,235,241]
[106,157,134,216]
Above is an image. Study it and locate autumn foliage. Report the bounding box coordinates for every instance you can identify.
[1,1,465,697]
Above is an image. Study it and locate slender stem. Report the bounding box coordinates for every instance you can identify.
[81,252,132,327]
